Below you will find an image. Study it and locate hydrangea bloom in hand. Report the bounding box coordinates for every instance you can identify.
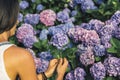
[40,9,56,26]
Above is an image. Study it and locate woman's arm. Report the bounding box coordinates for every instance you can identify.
[15,48,58,80]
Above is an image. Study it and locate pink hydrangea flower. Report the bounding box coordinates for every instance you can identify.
[16,23,35,42]
[40,9,56,26]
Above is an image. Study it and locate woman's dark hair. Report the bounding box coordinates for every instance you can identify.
[0,0,19,34]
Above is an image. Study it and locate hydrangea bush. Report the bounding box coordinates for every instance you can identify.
[9,0,120,80]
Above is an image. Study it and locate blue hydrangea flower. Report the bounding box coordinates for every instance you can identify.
[74,67,86,80]
[104,57,120,77]
[48,26,64,36]
[50,33,69,49]
[36,4,44,12]
[48,22,74,35]
[39,29,49,40]
[18,13,23,22]
[80,23,92,30]
[93,44,106,56]
[90,62,106,80]
[81,0,97,12]
[71,10,78,17]
[23,35,38,48]
[60,22,74,34]
[75,0,85,4]
[63,8,71,14]
[24,14,40,25]
[19,1,29,10]
[38,51,53,61]
[65,71,75,80]
[57,11,70,23]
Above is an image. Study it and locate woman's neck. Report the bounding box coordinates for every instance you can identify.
[0,31,9,42]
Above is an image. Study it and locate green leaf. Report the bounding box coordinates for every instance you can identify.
[107,46,118,53]
[104,76,116,80]
[95,57,101,62]
[110,37,120,48]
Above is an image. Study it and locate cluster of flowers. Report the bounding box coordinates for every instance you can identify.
[65,67,86,80]
[65,11,120,80]
[16,23,38,48]
[17,0,120,80]
[69,0,97,11]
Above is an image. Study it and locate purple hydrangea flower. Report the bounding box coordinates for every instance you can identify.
[83,30,100,46]
[114,27,120,39]
[65,71,75,80]
[110,11,120,26]
[50,33,69,49]
[68,27,87,43]
[23,35,38,48]
[39,29,49,40]
[104,57,120,76]
[90,62,106,80]
[57,11,70,23]
[19,1,29,10]
[88,19,105,32]
[36,4,44,12]
[74,67,86,80]
[18,13,23,22]
[68,27,100,45]
[100,35,112,48]
[79,48,95,66]
[38,51,53,61]
[81,0,97,12]
[35,58,49,73]
[71,10,78,17]
[16,23,35,42]
[99,24,116,36]
[24,14,40,25]
[63,8,71,14]
[93,44,106,56]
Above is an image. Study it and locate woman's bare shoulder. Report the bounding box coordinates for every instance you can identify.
[5,46,34,65]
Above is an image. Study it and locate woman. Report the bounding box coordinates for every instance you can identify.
[0,0,68,80]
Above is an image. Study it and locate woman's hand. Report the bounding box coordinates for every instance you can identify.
[44,59,58,78]
[56,58,68,80]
